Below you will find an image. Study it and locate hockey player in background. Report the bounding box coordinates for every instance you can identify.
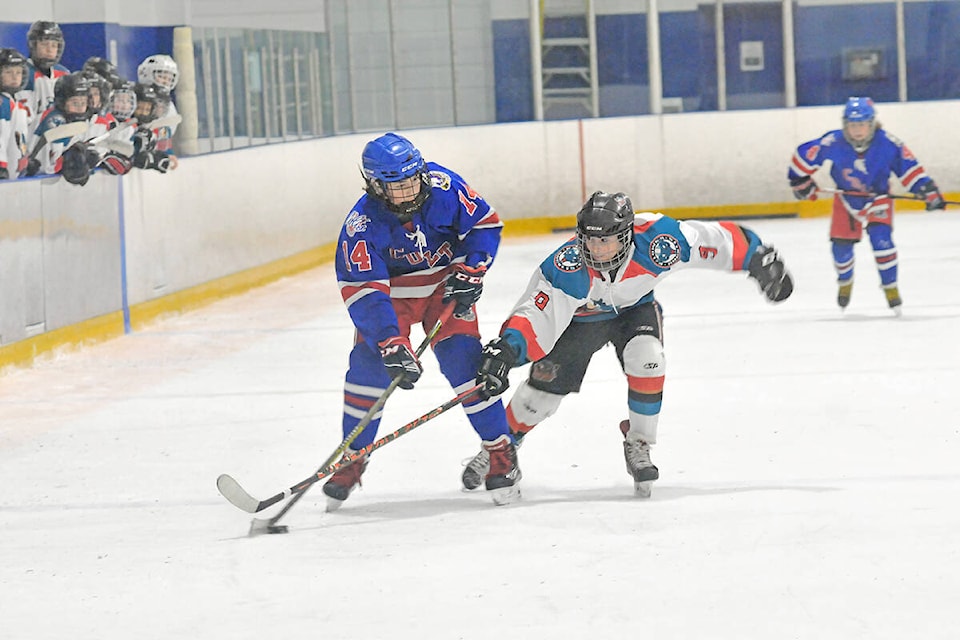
[27,72,98,186]
[18,21,70,126]
[464,191,793,498]
[0,48,31,179]
[127,83,176,173]
[788,96,945,315]
[137,54,179,153]
[328,132,520,509]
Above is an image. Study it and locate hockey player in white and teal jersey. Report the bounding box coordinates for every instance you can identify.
[464,191,793,498]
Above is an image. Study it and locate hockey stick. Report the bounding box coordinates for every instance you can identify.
[27,121,90,163]
[817,187,960,207]
[224,305,455,532]
[218,383,484,517]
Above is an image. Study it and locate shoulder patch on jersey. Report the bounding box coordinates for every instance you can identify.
[344,210,370,237]
[822,132,837,146]
[429,170,452,191]
[649,234,682,268]
[553,245,582,272]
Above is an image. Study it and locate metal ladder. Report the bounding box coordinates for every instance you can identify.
[536,0,598,119]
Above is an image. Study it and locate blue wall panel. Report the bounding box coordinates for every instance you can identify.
[795,4,898,107]
[492,19,532,123]
[905,1,960,101]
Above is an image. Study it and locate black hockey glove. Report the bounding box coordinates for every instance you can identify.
[0,166,8,180]
[476,337,518,399]
[132,126,155,154]
[748,245,793,302]
[377,336,423,390]
[25,157,40,177]
[789,175,816,201]
[99,151,133,175]
[60,143,95,186]
[917,181,945,211]
[443,264,486,320]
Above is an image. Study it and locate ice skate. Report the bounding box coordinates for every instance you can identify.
[462,433,523,491]
[483,435,521,505]
[620,420,659,498]
[883,284,902,317]
[322,449,368,511]
[837,281,853,310]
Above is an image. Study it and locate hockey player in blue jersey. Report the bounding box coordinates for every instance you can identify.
[462,191,792,498]
[326,132,520,508]
[788,97,945,314]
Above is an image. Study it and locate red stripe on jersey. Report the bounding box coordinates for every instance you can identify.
[340,281,389,302]
[634,219,657,234]
[390,267,451,289]
[621,258,653,279]
[501,316,547,362]
[900,165,924,188]
[627,374,665,394]
[791,154,815,175]
[718,221,748,271]
[475,210,502,226]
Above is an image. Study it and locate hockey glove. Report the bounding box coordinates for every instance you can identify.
[789,175,817,201]
[378,336,423,390]
[60,143,95,186]
[99,151,133,175]
[0,166,7,180]
[476,337,519,399]
[748,245,793,302]
[443,264,486,320]
[25,157,41,177]
[917,181,945,211]
[132,126,156,154]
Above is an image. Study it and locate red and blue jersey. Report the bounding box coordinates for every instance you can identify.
[788,127,935,216]
[336,161,503,345]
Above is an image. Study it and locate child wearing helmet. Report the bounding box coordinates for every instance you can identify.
[18,21,70,126]
[0,48,31,179]
[137,54,179,153]
[788,97,945,315]
[326,132,520,509]
[466,191,793,499]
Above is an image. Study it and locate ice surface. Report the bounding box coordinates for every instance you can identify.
[2,214,958,640]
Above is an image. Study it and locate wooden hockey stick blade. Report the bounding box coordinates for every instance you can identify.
[42,121,89,143]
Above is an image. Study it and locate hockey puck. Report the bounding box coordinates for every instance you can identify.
[266,525,289,534]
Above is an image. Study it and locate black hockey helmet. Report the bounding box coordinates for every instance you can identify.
[133,82,165,123]
[0,48,29,94]
[576,191,635,271]
[53,72,92,122]
[27,21,65,70]
[80,69,112,113]
[82,56,124,90]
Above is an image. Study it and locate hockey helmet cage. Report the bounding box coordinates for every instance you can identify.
[137,54,179,91]
[133,83,165,123]
[0,48,29,94]
[27,21,65,69]
[53,72,92,122]
[110,80,138,121]
[361,132,431,219]
[576,191,635,271]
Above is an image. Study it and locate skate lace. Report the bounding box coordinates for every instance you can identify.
[461,448,490,472]
[624,439,652,469]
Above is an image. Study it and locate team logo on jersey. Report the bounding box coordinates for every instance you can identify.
[649,234,681,267]
[345,210,370,237]
[531,360,560,383]
[553,245,582,272]
[429,170,451,191]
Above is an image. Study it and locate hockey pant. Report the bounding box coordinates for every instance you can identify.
[506,300,665,444]
[341,299,510,449]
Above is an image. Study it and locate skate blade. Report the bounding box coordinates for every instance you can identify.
[634,480,654,499]
[489,485,521,506]
[891,306,903,318]
[325,496,346,513]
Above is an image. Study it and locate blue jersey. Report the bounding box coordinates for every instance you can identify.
[788,127,934,214]
[499,214,762,365]
[336,161,503,345]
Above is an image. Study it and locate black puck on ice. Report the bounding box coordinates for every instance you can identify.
[266,525,289,534]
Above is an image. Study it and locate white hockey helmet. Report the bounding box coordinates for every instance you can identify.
[137,54,179,91]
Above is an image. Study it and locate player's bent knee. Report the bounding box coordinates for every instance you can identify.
[622,335,665,378]
[508,380,564,426]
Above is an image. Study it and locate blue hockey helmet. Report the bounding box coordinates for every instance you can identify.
[842,96,875,122]
[361,132,431,220]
